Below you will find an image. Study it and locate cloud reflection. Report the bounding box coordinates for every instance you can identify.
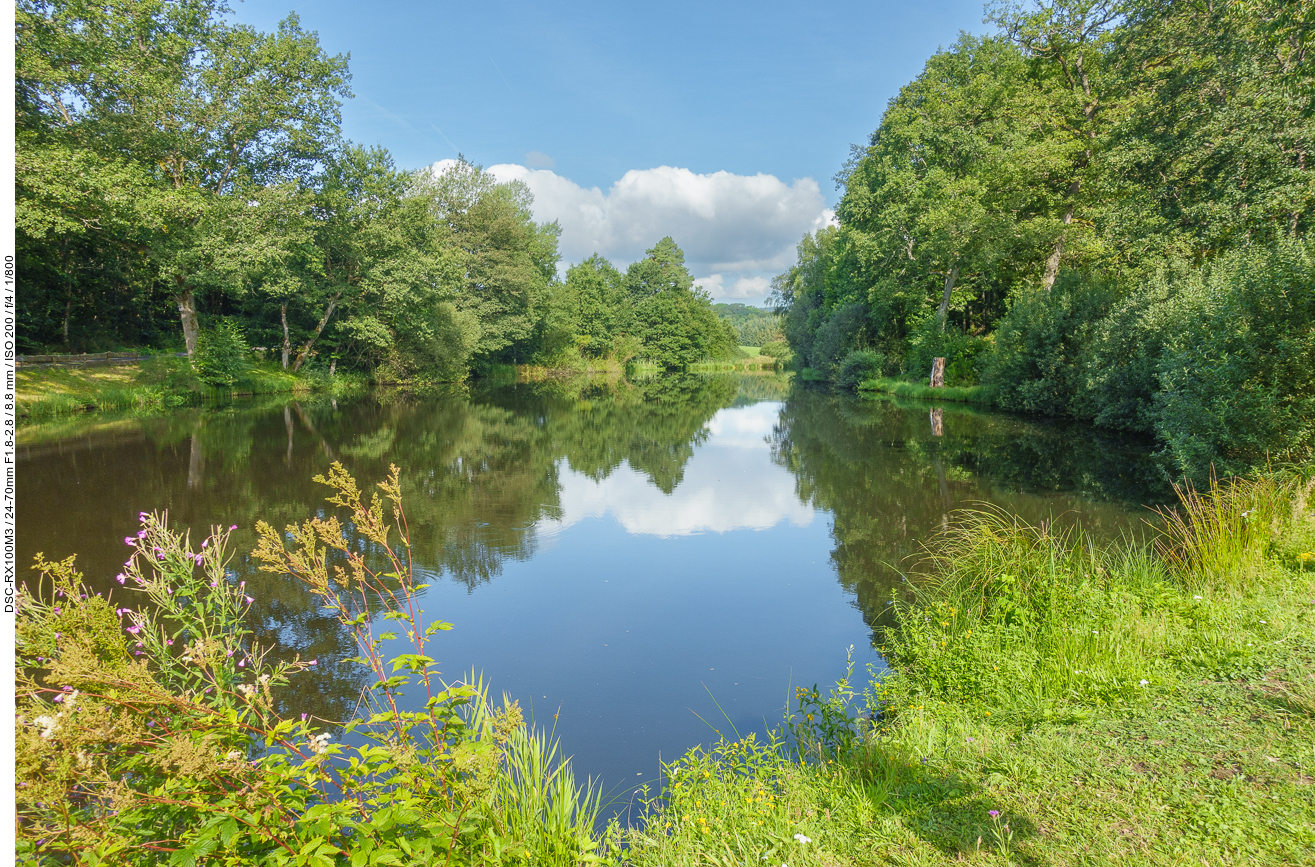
[540,402,814,538]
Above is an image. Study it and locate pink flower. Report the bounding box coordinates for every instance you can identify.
[202,540,209,549]
[245,596,254,605]
[115,574,126,585]
[238,660,245,668]
[126,626,141,635]
[124,537,136,546]
[230,525,237,530]
[308,659,318,666]
[136,529,147,539]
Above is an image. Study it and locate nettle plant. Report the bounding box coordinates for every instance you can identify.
[16,464,602,867]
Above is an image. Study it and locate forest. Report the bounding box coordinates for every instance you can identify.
[14,0,739,377]
[773,0,1314,478]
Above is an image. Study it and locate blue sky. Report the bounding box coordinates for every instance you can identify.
[232,0,988,303]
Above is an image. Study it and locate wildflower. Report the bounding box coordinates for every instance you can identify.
[966,737,974,743]
[245,596,254,604]
[137,529,147,539]
[793,833,812,845]
[989,810,1000,818]
[123,537,136,546]
[34,715,60,740]
[1193,595,1203,600]
[126,625,141,635]
[115,574,126,585]
[225,750,243,761]
[308,732,333,755]
[230,524,237,530]
[1139,679,1149,686]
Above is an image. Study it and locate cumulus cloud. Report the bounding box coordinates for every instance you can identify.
[426,159,835,303]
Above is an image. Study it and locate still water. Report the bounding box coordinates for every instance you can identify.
[17,373,1168,796]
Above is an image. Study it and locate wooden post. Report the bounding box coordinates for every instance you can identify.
[929,356,946,388]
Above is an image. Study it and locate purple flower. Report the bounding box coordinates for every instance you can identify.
[209,581,218,588]
[137,529,147,539]
[115,574,126,585]
[245,596,254,605]
[230,525,238,531]
[53,695,64,703]
[301,713,308,721]
[124,537,136,546]
[308,659,318,666]
[202,540,209,549]
[139,512,149,521]
[238,660,245,668]
[126,626,141,635]
[989,810,1000,818]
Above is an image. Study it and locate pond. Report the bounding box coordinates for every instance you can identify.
[17,372,1170,800]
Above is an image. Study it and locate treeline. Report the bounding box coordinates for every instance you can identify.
[773,0,1314,477]
[15,0,736,378]
[712,303,784,346]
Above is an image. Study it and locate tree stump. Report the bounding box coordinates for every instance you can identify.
[930,408,944,437]
[929,356,946,387]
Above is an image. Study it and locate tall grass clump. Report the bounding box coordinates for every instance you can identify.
[16,464,606,866]
[879,509,1171,722]
[1152,470,1295,587]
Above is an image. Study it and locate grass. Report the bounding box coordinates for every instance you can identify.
[17,357,365,420]
[857,376,994,404]
[617,471,1315,865]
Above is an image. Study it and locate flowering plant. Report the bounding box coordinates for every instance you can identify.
[15,464,604,866]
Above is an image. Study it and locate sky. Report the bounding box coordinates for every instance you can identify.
[230,0,989,305]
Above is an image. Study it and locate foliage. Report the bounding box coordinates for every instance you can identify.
[834,350,885,392]
[772,0,1315,476]
[191,320,251,388]
[15,466,606,865]
[713,303,784,346]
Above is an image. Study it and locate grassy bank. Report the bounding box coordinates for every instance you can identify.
[619,473,1315,865]
[17,357,366,420]
[857,376,994,405]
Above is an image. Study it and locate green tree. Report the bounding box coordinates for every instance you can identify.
[420,160,561,364]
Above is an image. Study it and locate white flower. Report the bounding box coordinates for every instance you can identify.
[225,750,243,761]
[1139,679,1149,686]
[1193,595,1202,600]
[308,733,333,755]
[793,833,812,845]
[34,714,60,740]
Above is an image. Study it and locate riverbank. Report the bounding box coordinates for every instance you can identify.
[857,376,993,405]
[620,472,1315,865]
[16,357,366,419]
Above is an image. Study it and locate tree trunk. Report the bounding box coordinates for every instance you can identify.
[929,356,946,388]
[1042,181,1081,292]
[936,263,960,332]
[292,290,343,372]
[176,286,200,359]
[280,302,291,370]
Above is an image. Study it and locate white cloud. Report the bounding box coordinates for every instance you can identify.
[426,160,835,304]
[537,403,812,538]
[695,274,772,300]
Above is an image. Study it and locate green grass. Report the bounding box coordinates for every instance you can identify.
[618,473,1315,865]
[17,357,365,420]
[858,376,994,404]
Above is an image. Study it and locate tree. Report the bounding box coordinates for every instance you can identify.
[559,254,631,355]
[16,0,351,357]
[625,238,737,367]
[420,161,561,363]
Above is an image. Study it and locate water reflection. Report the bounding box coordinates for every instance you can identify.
[16,373,1168,792]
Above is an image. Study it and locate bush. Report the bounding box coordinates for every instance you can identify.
[759,339,792,359]
[192,319,251,387]
[835,349,885,391]
[1151,240,1315,478]
[981,272,1121,415]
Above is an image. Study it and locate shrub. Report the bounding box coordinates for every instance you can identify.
[982,272,1121,415]
[1151,240,1315,478]
[759,339,792,359]
[835,349,885,391]
[192,319,251,387]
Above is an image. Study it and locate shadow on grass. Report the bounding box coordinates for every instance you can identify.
[849,741,1043,863]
